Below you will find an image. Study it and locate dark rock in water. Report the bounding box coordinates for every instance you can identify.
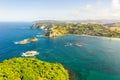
[44,31,50,37]
[68,69,79,80]
[68,69,90,80]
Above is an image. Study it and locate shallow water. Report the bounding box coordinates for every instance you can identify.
[0,22,120,80]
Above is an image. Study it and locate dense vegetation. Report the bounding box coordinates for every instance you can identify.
[0,58,69,80]
[32,22,120,38]
[67,23,120,38]
[106,23,120,32]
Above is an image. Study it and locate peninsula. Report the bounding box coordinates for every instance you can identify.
[31,21,120,38]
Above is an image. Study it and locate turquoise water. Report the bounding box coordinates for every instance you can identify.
[0,22,120,80]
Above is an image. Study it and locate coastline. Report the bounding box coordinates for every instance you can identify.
[71,34,120,40]
[48,33,120,40]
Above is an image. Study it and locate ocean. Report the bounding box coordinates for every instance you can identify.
[0,22,120,80]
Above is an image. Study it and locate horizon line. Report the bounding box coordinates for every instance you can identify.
[0,19,120,22]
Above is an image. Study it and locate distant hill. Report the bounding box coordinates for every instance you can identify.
[33,19,120,24]
[105,23,120,32]
[31,21,120,38]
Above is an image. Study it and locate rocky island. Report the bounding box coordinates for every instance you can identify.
[22,51,39,57]
[14,39,30,44]
[15,37,38,44]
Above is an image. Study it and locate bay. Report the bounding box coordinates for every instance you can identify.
[0,22,120,80]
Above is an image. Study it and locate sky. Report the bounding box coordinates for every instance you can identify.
[0,0,120,21]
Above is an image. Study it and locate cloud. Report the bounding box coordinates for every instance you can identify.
[112,0,120,9]
[73,1,120,20]
[70,0,120,20]
[80,4,94,12]
[86,4,92,9]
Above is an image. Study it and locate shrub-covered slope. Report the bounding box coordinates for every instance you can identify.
[32,22,120,38]
[0,58,69,80]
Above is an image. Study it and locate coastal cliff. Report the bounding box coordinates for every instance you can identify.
[44,26,68,37]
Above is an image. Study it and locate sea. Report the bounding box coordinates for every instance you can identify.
[0,22,120,80]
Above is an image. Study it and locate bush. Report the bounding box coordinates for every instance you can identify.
[0,58,69,80]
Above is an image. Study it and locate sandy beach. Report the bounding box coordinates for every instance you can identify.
[75,34,120,40]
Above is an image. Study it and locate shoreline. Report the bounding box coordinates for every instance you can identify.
[40,28,120,40]
[69,34,120,40]
[47,33,120,40]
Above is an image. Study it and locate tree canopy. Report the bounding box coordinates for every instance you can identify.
[0,58,69,80]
